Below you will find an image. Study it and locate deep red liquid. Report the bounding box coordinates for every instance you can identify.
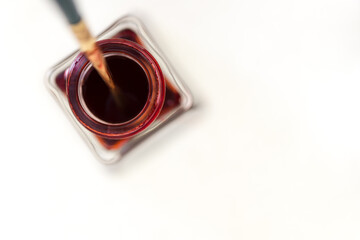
[82,56,149,123]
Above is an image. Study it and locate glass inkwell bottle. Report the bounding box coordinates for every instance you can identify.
[46,16,193,164]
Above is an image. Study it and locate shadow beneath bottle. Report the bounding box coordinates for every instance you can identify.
[104,102,204,174]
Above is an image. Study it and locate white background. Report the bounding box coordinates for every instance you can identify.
[0,0,359,239]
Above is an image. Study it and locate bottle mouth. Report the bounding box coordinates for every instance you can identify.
[78,52,150,126]
[67,39,165,139]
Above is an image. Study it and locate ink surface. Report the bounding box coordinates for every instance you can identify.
[82,55,149,123]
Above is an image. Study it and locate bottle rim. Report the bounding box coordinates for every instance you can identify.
[67,39,165,139]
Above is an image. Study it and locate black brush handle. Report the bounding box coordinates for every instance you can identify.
[54,0,81,24]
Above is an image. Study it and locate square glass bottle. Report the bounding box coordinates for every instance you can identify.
[46,15,193,164]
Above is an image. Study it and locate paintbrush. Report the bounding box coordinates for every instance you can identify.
[53,0,122,106]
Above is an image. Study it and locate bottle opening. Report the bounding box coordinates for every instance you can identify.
[80,55,149,124]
